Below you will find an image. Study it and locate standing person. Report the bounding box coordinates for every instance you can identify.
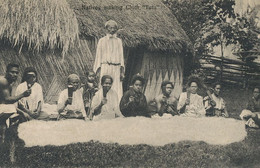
[57,74,86,120]
[82,70,98,117]
[177,76,206,117]
[0,63,31,164]
[0,64,31,138]
[89,75,122,121]
[93,20,124,100]
[120,74,149,117]
[240,87,260,128]
[154,81,178,117]
[204,83,229,117]
[15,67,48,121]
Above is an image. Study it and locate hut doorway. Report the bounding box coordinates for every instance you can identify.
[123,48,144,92]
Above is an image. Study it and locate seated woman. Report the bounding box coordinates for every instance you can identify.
[89,75,122,120]
[120,74,150,117]
[240,87,260,128]
[57,74,86,120]
[16,67,48,121]
[154,81,178,117]
[177,76,206,117]
[204,83,229,117]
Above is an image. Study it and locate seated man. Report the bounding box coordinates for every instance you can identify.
[0,63,31,143]
[177,76,206,117]
[16,67,49,121]
[204,83,229,117]
[240,87,260,128]
[57,74,86,120]
[154,81,178,117]
[89,75,122,120]
[120,74,150,117]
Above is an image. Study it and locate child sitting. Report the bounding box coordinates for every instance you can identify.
[82,71,98,117]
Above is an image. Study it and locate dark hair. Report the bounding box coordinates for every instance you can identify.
[21,67,38,83]
[131,74,145,86]
[161,81,174,90]
[86,70,95,76]
[6,63,19,72]
[101,75,113,85]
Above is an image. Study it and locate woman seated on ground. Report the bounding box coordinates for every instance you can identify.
[16,67,48,121]
[204,82,229,117]
[120,74,150,117]
[89,75,122,120]
[57,74,86,120]
[153,81,178,117]
[177,76,206,117]
[240,87,260,128]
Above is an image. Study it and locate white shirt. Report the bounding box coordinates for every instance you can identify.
[16,82,44,111]
[177,92,206,117]
[57,88,86,117]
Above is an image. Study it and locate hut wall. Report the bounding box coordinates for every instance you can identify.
[0,39,94,103]
[140,51,183,102]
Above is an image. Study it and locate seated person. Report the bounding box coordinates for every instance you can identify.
[16,67,49,121]
[82,70,98,117]
[89,75,122,120]
[177,76,206,117]
[240,87,260,128]
[57,74,86,119]
[154,81,178,116]
[204,83,229,117]
[120,74,150,117]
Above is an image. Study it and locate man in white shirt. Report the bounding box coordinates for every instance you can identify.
[93,20,124,100]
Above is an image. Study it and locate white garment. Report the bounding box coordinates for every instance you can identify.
[93,34,124,100]
[57,88,86,117]
[16,82,44,111]
[90,89,122,121]
[177,92,206,117]
[204,94,226,110]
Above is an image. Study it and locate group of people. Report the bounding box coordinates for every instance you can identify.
[1,19,260,143]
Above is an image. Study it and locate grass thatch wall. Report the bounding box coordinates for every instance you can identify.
[0,0,79,57]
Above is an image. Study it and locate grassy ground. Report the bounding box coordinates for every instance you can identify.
[0,86,260,168]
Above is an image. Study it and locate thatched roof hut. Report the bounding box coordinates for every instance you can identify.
[0,0,192,103]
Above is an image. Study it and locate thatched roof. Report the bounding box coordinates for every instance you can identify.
[67,0,192,53]
[0,0,79,56]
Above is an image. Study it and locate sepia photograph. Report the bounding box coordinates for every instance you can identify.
[0,0,260,167]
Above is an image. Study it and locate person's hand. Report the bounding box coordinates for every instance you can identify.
[120,73,125,81]
[129,96,135,103]
[167,106,174,113]
[23,89,31,97]
[160,96,167,104]
[66,97,72,105]
[101,98,107,106]
[210,100,216,107]
[185,99,190,105]
[223,112,229,118]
